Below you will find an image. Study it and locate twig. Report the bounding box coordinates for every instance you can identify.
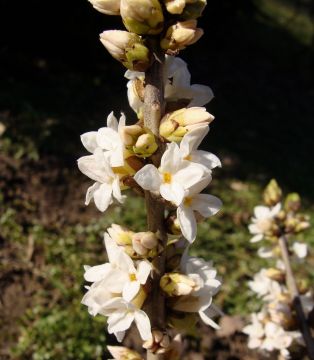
[144,51,167,360]
[278,235,314,360]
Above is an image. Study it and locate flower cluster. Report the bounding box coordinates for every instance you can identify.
[243,180,313,358]
[79,0,223,355]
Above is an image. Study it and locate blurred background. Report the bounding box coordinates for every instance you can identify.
[0,0,314,358]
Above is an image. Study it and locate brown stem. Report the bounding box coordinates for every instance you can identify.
[144,53,167,360]
[278,235,314,360]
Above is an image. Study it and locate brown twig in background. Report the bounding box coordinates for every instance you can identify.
[278,235,314,360]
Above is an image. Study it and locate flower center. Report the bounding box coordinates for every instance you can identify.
[184,196,193,207]
[163,172,172,184]
[184,155,192,161]
[129,273,137,282]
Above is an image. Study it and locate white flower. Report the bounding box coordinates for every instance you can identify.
[243,312,301,358]
[134,142,209,206]
[292,241,308,259]
[171,256,222,328]
[177,180,222,242]
[248,268,283,300]
[78,148,123,212]
[248,203,281,243]
[179,126,221,170]
[125,56,213,115]
[101,297,152,341]
[83,233,151,304]
[80,111,125,167]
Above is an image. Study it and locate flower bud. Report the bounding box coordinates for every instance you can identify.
[120,0,164,35]
[284,193,301,213]
[100,30,151,71]
[160,107,214,142]
[107,224,134,246]
[121,126,158,158]
[133,133,158,158]
[263,179,282,206]
[161,20,203,54]
[265,268,285,282]
[143,330,171,354]
[160,273,196,297]
[132,231,158,256]
[181,0,206,19]
[88,0,120,15]
[107,346,143,360]
[164,0,186,14]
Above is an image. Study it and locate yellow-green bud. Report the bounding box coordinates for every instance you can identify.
[161,20,203,54]
[88,0,120,15]
[100,30,151,71]
[121,125,158,158]
[120,0,164,35]
[107,346,143,360]
[263,179,282,206]
[107,224,134,245]
[160,273,196,297]
[284,193,301,213]
[133,133,158,158]
[265,268,285,282]
[160,107,214,142]
[121,124,144,146]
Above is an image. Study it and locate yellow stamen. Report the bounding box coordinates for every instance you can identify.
[163,172,172,184]
[129,273,137,282]
[184,197,193,207]
[184,155,192,161]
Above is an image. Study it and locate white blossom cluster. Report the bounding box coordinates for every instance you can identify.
[78,55,223,349]
[244,181,313,359]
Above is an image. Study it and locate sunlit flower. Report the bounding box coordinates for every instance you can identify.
[125,56,213,117]
[248,268,283,301]
[78,149,124,212]
[102,297,152,341]
[292,241,307,259]
[177,180,222,242]
[248,203,281,243]
[80,111,125,167]
[243,312,301,359]
[134,142,209,206]
[170,256,222,328]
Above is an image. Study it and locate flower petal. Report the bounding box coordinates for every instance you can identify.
[134,310,152,341]
[192,150,221,170]
[137,261,152,284]
[84,263,112,282]
[108,311,134,335]
[134,164,161,191]
[177,205,197,243]
[160,182,185,206]
[189,84,214,107]
[93,183,113,212]
[81,131,98,153]
[85,182,100,205]
[192,194,222,217]
[180,125,209,157]
[122,281,140,302]
[107,111,119,132]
